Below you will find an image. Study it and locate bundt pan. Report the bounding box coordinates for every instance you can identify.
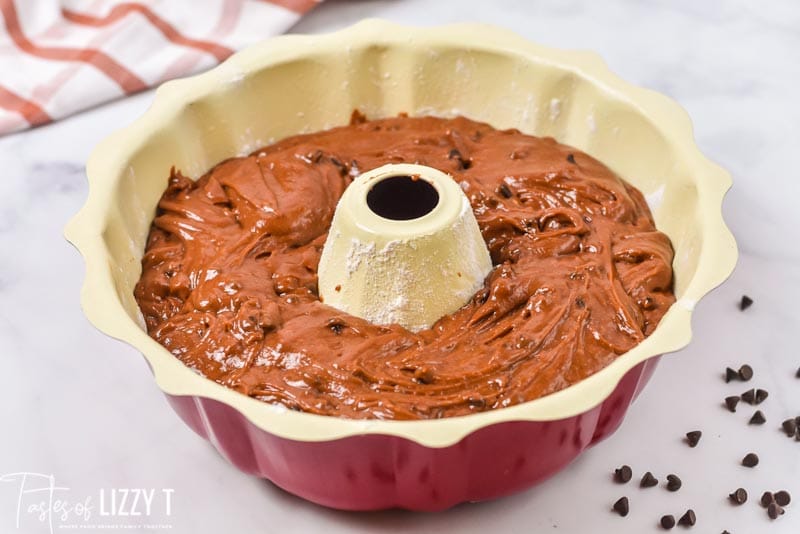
[65,20,737,511]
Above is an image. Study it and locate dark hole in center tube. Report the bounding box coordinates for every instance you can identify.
[366,175,440,221]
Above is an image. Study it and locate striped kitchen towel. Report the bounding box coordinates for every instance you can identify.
[0,0,320,135]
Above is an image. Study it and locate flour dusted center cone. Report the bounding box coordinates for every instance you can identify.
[318,163,493,332]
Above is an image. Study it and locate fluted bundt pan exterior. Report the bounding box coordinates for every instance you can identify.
[65,20,737,510]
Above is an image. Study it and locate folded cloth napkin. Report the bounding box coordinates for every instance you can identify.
[0,0,320,135]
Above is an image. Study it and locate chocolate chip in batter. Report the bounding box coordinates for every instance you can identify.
[326,318,346,335]
[640,471,658,488]
[739,295,753,310]
[613,496,629,517]
[685,430,702,447]
[749,410,766,425]
[448,148,472,170]
[742,453,759,468]
[498,183,513,198]
[413,366,435,385]
[567,153,577,164]
[614,465,633,483]
[729,488,748,505]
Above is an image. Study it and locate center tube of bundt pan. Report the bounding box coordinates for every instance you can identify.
[317,163,493,332]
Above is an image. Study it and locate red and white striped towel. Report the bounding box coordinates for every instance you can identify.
[0,0,320,135]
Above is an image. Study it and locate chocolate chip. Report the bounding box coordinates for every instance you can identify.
[738,364,753,381]
[686,430,702,447]
[782,418,798,437]
[741,389,756,405]
[640,471,658,488]
[739,295,753,310]
[742,453,759,467]
[725,396,740,412]
[567,153,577,164]
[447,148,471,170]
[754,389,768,404]
[678,509,696,526]
[666,474,682,491]
[660,514,675,529]
[749,410,766,425]
[326,318,346,335]
[614,465,633,483]
[725,367,739,383]
[722,531,731,534]
[767,502,784,520]
[761,491,775,507]
[413,366,435,384]
[729,488,748,505]
[774,490,791,506]
[498,183,513,198]
[613,496,629,517]
[796,366,800,378]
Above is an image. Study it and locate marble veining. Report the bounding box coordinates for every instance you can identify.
[0,1,798,532]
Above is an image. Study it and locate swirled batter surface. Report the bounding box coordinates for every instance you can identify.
[134,114,675,420]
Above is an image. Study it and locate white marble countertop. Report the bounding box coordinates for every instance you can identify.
[1,1,798,532]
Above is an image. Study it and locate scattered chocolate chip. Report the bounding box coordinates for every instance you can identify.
[742,453,759,468]
[774,490,791,507]
[725,367,739,383]
[614,465,633,483]
[729,488,748,505]
[498,183,512,199]
[749,410,766,425]
[722,531,731,534]
[739,295,753,310]
[767,502,784,520]
[666,474,682,491]
[686,430,702,447]
[640,471,658,488]
[761,491,775,507]
[755,389,769,404]
[782,418,798,437]
[567,153,577,164]
[660,514,676,529]
[796,366,800,378]
[678,509,696,526]
[738,364,754,381]
[725,396,740,412]
[613,496,629,517]
[741,389,756,405]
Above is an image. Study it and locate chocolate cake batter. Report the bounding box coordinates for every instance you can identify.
[134,113,676,420]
